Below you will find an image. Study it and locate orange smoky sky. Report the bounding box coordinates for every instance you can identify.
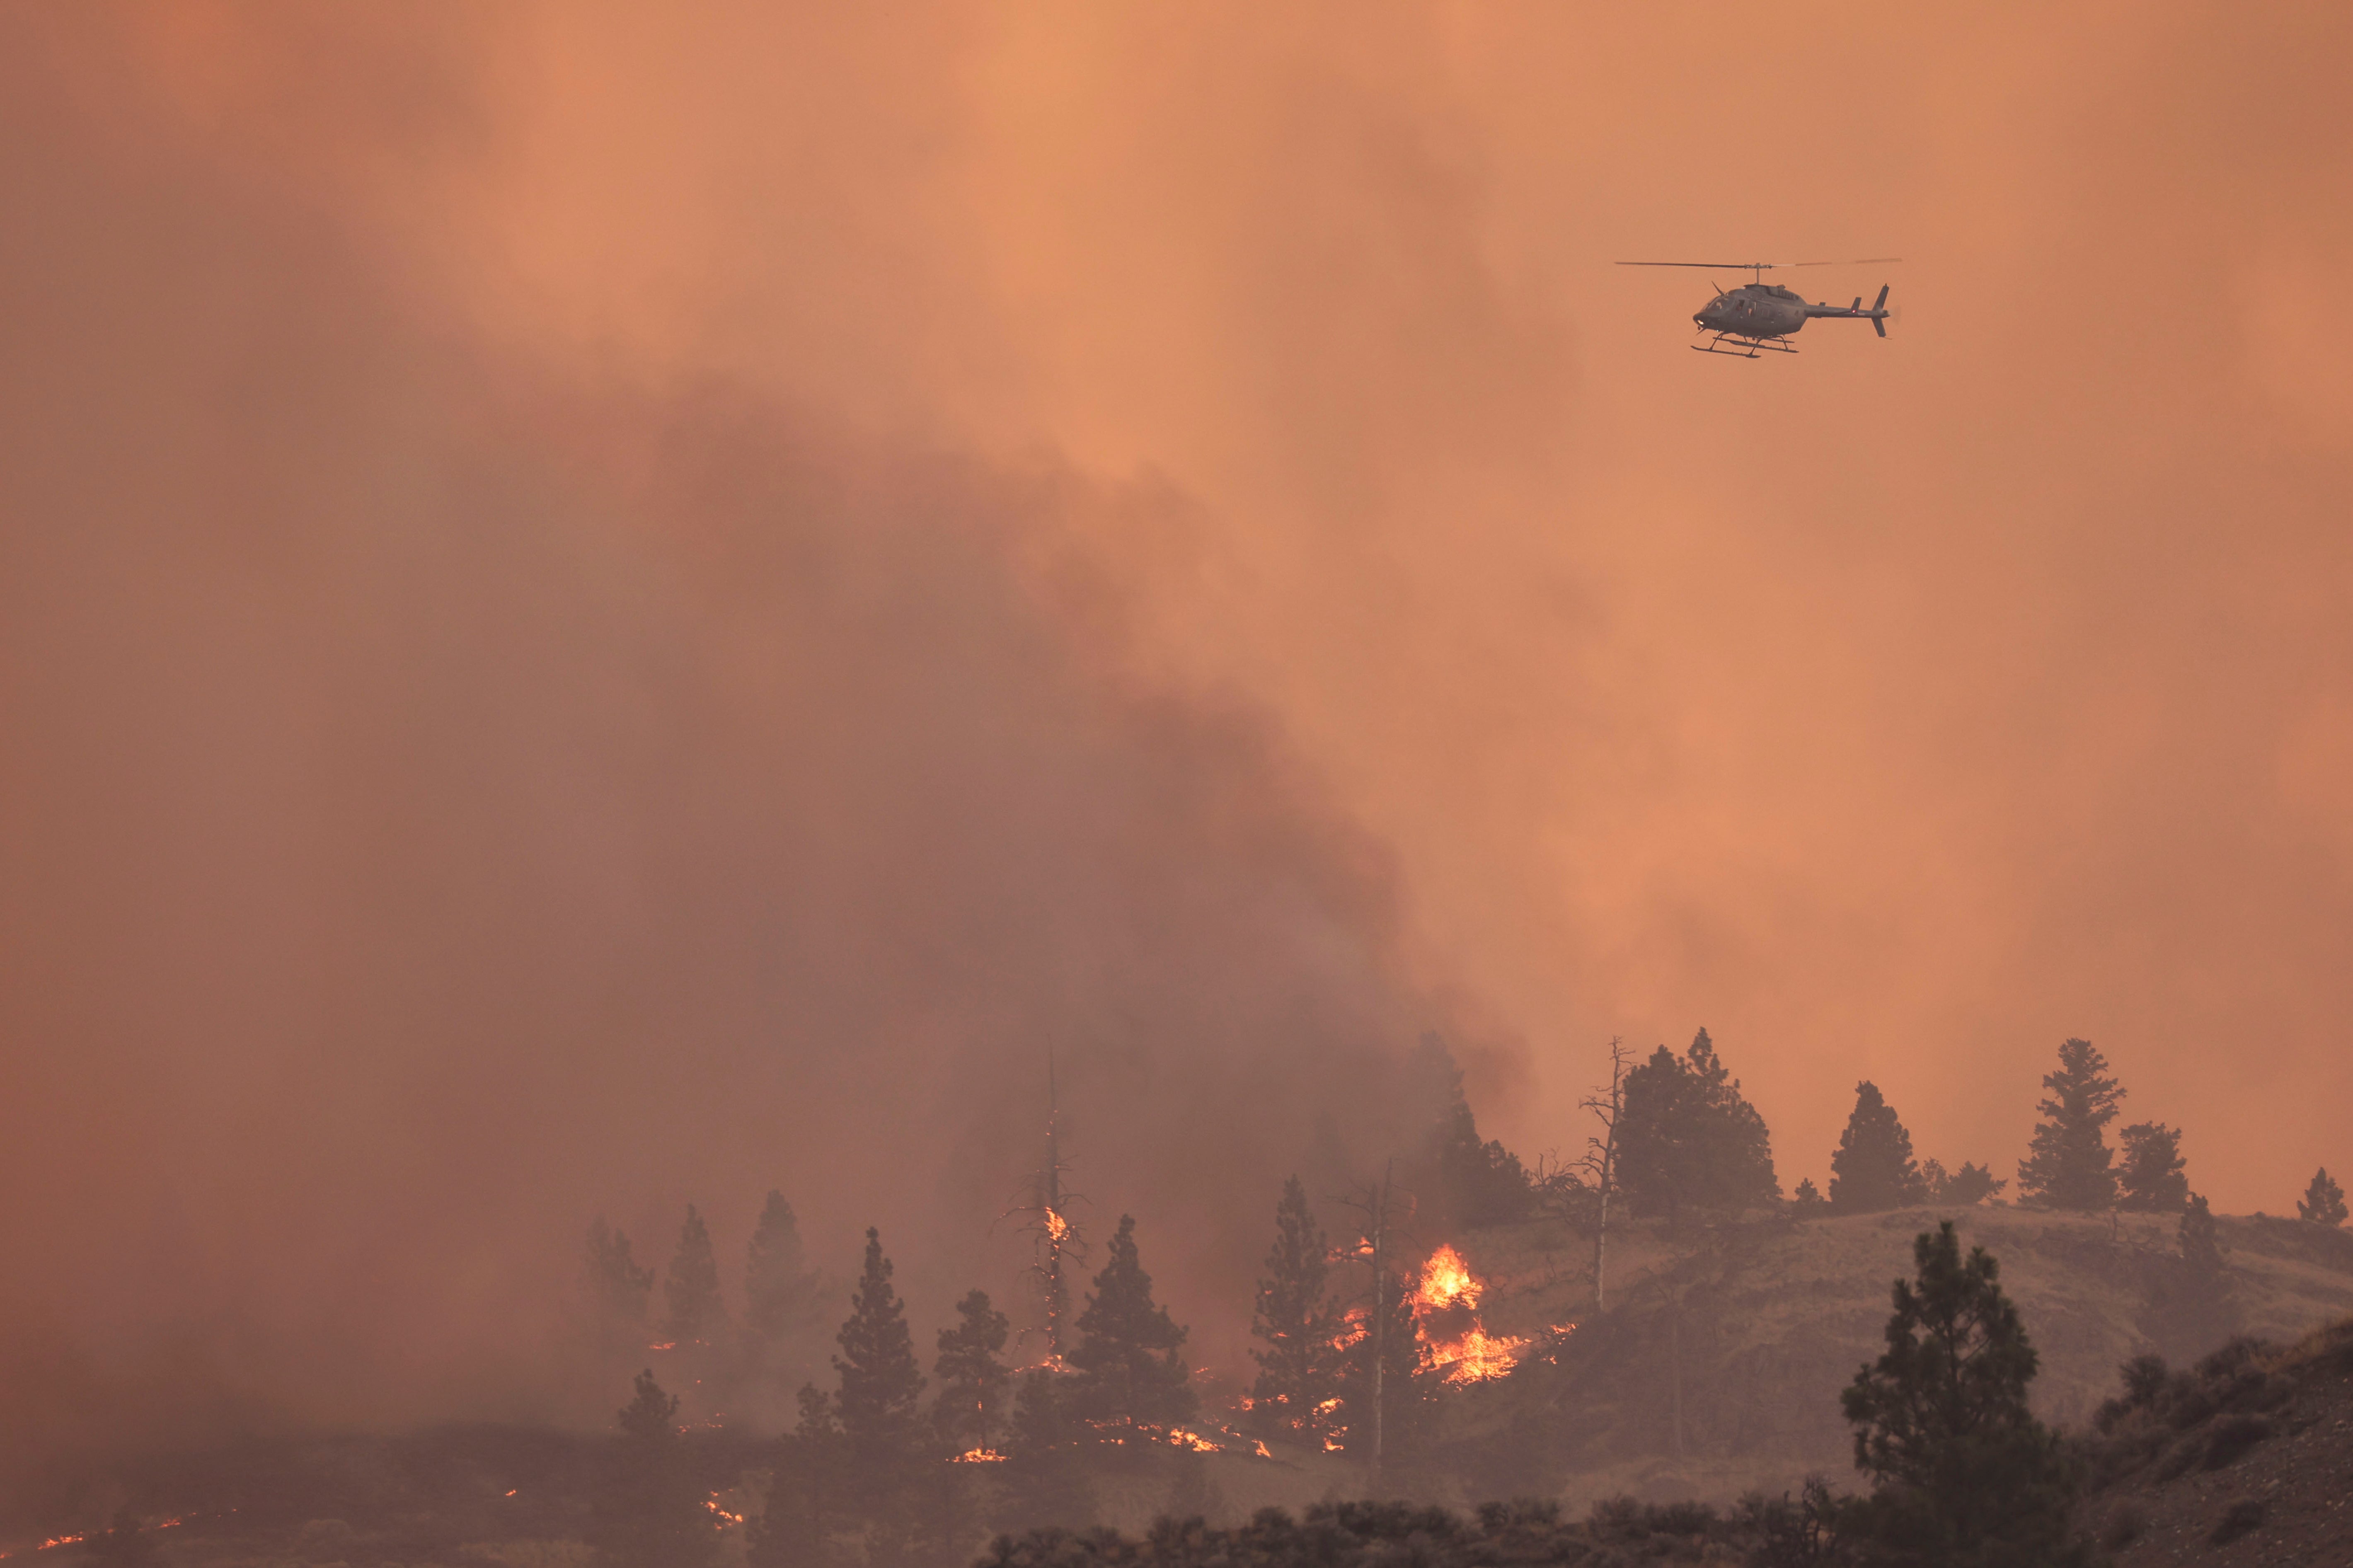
[3,0,2351,1477]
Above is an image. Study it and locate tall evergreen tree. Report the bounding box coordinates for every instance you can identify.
[933,1289,1012,1453]
[1409,1033,1534,1227]
[1068,1215,1196,1430]
[2178,1192,2227,1278]
[1331,1265,1432,1462]
[749,1384,849,1568]
[745,1191,823,1344]
[663,1205,728,1345]
[999,1370,1095,1531]
[2297,1167,2347,1226]
[1616,1029,1780,1220]
[1248,1176,1338,1439]
[585,1217,655,1340]
[2016,1038,2124,1211]
[1840,1224,2087,1566]
[589,1370,715,1568]
[832,1227,928,1483]
[1829,1082,1929,1214]
[2116,1123,2190,1212]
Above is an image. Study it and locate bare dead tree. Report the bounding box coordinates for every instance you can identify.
[998,1053,1088,1363]
[1333,1159,1415,1490]
[1576,1038,1632,1312]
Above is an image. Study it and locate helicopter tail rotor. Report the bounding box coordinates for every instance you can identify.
[1871,283,1890,337]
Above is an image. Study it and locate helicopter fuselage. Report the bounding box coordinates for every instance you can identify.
[1693,282,1888,343]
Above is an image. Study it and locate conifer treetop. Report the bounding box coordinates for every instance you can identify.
[2017,1038,2125,1212]
[1069,1215,1196,1428]
[832,1227,927,1454]
[1829,1081,1929,1215]
[2297,1167,2348,1226]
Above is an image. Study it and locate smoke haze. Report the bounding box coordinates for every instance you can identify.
[4,0,2350,1498]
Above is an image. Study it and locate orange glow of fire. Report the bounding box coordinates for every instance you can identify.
[953,1447,1009,1463]
[1167,1427,1221,1453]
[1043,1207,1070,1244]
[1411,1245,1528,1384]
[704,1496,745,1528]
[1252,1439,1273,1459]
[646,1340,678,1351]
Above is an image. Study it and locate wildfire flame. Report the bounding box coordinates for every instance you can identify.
[953,1447,1009,1463]
[1411,1245,1529,1384]
[704,1495,745,1528]
[1043,1207,1070,1244]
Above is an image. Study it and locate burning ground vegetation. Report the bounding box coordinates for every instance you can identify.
[21,1205,2353,1567]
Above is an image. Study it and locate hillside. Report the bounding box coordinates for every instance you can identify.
[1419,1205,2353,1508]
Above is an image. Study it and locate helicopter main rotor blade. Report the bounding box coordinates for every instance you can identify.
[1616,258,1903,269]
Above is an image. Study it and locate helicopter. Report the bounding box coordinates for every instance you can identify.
[1618,259,1899,357]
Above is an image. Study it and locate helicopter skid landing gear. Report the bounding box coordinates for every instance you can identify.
[1692,332,1795,358]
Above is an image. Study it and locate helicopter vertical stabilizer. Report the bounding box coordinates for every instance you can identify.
[1872,284,1889,337]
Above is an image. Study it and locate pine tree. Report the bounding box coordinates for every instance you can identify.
[1249,1176,1338,1440]
[745,1191,823,1344]
[1331,1265,1431,1463]
[1935,1161,2007,1206]
[1791,1177,1829,1216]
[933,1289,1012,1453]
[1000,1370,1095,1531]
[749,1384,850,1568]
[590,1370,715,1568]
[1068,1215,1196,1431]
[832,1227,928,1486]
[2116,1123,2190,1212]
[2178,1193,2227,1277]
[585,1217,656,1341]
[1410,1033,1534,1227]
[2296,1167,2347,1226]
[2016,1038,2124,1211]
[1840,1224,2087,1566]
[1829,1082,1929,1214]
[664,1205,728,1345]
[1616,1029,1780,1221]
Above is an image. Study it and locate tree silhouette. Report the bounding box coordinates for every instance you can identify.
[1923,1161,2006,1207]
[1840,1223,2087,1565]
[589,1370,714,1568]
[585,1217,655,1343]
[933,1288,1012,1453]
[1616,1029,1779,1221]
[999,1370,1095,1531]
[663,1205,727,1346]
[745,1191,823,1344]
[1068,1214,1196,1431]
[749,1384,849,1568]
[1829,1082,1929,1214]
[1791,1177,1829,1216]
[2016,1038,2123,1212]
[1249,1176,1338,1440]
[1410,1033,1534,1227]
[2116,1123,2190,1212]
[832,1227,929,1488]
[2297,1167,2347,1226]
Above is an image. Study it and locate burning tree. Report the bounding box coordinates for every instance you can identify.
[1067,1214,1196,1432]
[1249,1175,1340,1441]
[1004,1056,1088,1362]
[1329,1166,1433,1477]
